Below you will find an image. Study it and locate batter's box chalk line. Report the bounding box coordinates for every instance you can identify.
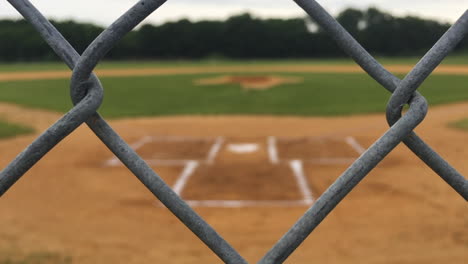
[103,135,365,207]
[104,135,363,167]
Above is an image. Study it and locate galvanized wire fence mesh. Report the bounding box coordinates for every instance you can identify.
[1,0,467,263]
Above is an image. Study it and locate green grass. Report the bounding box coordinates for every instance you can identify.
[0,54,467,72]
[0,72,467,118]
[0,120,34,139]
[449,118,468,131]
[0,62,69,72]
[0,252,71,264]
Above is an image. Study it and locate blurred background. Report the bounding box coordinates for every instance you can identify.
[0,1,467,263]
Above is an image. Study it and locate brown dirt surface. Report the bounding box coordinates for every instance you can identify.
[2,64,468,82]
[277,137,359,159]
[183,163,302,201]
[0,103,467,263]
[138,138,215,160]
[182,136,302,201]
[194,75,304,90]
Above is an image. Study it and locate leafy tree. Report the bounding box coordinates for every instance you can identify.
[336,8,364,39]
[0,8,463,61]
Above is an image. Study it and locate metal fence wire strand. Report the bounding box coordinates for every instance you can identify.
[1,0,467,263]
[2,1,248,263]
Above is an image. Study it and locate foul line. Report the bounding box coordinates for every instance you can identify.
[150,135,215,142]
[301,157,356,165]
[185,200,312,208]
[105,136,153,166]
[130,135,154,149]
[146,159,194,166]
[267,136,279,164]
[172,161,199,196]
[345,136,366,155]
[206,137,224,164]
[289,160,314,203]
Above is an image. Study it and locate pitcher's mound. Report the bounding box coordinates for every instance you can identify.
[194,75,303,90]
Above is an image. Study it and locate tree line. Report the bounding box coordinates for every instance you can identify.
[0,7,466,61]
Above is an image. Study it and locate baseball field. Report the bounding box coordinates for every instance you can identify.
[0,58,467,263]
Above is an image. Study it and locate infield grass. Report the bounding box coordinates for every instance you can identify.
[0,54,467,72]
[0,72,468,118]
[449,118,468,131]
[0,120,34,139]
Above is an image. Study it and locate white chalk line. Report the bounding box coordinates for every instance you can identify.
[104,134,369,207]
[104,136,153,167]
[105,135,361,167]
[149,135,215,142]
[130,135,154,149]
[289,160,314,203]
[183,199,312,208]
[114,157,355,167]
[206,137,224,164]
[276,135,349,142]
[172,161,199,196]
[104,135,217,167]
[345,136,366,155]
[146,159,194,166]
[267,136,279,164]
[105,158,121,167]
[298,157,356,165]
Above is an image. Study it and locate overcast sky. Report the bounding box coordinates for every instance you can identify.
[1,0,467,26]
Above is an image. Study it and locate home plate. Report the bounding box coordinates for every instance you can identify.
[227,143,259,154]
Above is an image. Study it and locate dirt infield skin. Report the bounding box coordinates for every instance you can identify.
[194,75,304,90]
[0,101,467,263]
[2,64,468,82]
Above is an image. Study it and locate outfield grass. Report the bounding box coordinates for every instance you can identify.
[0,54,467,72]
[0,120,34,139]
[449,118,468,131]
[0,72,467,118]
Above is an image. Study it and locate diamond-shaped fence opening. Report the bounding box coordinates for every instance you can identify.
[1,0,467,263]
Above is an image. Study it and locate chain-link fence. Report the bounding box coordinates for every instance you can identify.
[1,0,467,263]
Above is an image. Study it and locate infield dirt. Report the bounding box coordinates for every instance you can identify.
[0,101,467,263]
